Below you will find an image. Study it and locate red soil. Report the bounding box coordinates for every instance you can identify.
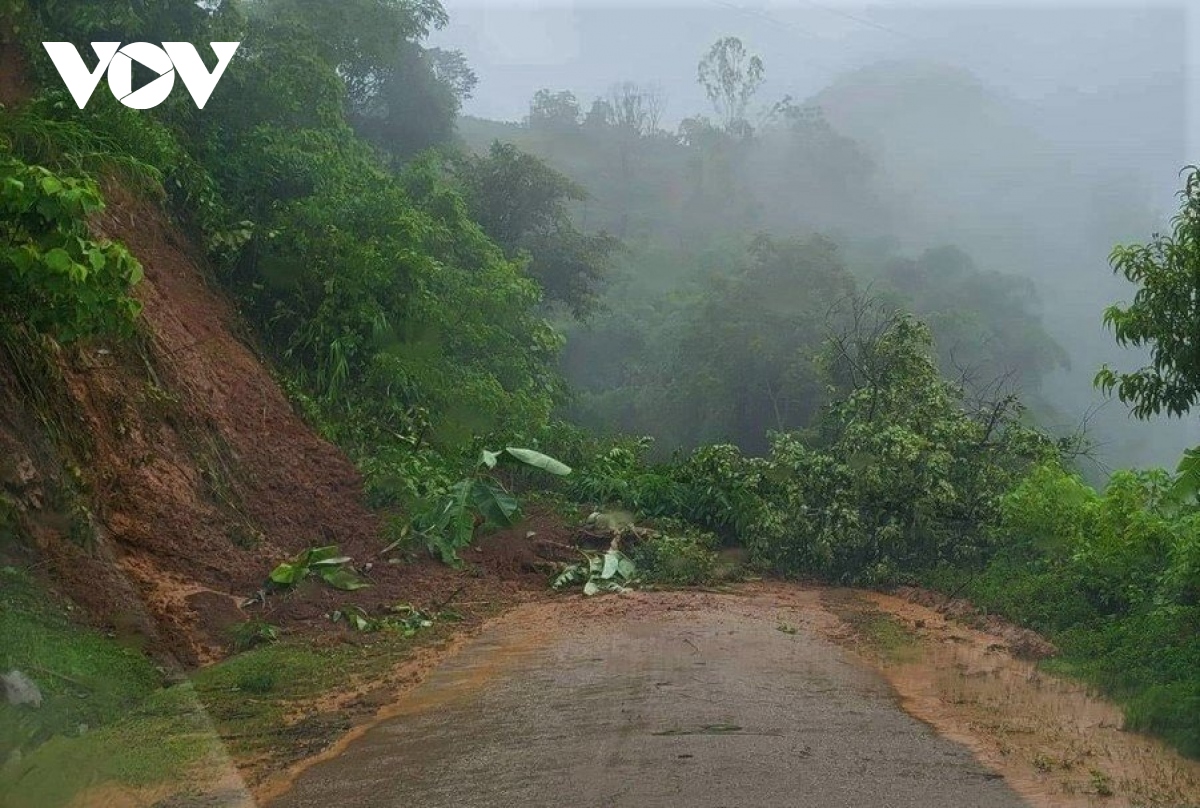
[1,179,568,668]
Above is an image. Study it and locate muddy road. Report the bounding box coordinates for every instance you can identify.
[267,589,1029,808]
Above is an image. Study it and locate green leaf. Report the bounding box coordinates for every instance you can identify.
[470,480,520,527]
[601,550,620,580]
[42,247,74,274]
[309,555,353,568]
[616,553,637,580]
[319,567,370,591]
[1169,447,1200,504]
[305,545,343,563]
[504,447,572,476]
[552,565,582,589]
[269,562,305,585]
[480,449,500,469]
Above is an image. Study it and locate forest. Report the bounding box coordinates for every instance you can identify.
[0,0,1198,799]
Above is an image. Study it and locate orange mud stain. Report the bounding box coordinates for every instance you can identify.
[252,599,563,805]
[826,589,1200,808]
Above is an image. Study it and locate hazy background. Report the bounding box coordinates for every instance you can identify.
[433,1,1197,470]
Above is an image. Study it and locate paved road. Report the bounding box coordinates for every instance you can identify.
[269,593,1029,808]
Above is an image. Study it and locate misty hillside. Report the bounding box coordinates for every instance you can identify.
[808,59,1195,465]
[810,59,1074,252]
[459,56,1197,470]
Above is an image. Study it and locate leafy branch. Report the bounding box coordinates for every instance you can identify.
[407,447,571,565]
[268,545,370,591]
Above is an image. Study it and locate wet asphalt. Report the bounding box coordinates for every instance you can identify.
[268,595,1029,808]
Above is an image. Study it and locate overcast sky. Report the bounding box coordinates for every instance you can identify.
[431,1,1196,155]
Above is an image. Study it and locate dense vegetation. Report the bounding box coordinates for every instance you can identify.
[457,77,1068,452]
[1,0,1196,762]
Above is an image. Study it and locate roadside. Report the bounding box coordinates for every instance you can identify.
[6,550,1199,808]
[4,571,1195,801]
[814,587,1200,807]
[0,519,573,808]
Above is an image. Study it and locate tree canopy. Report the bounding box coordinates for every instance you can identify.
[1097,166,1200,419]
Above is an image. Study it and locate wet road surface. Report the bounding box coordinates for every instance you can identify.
[269,592,1028,808]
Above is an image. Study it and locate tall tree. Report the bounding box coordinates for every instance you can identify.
[457,142,619,317]
[250,0,448,104]
[350,40,477,157]
[249,0,472,158]
[528,89,581,132]
[607,81,667,135]
[697,37,764,133]
[650,235,857,452]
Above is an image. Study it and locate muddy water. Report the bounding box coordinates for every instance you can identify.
[267,591,1027,808]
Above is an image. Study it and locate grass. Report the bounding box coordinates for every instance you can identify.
[1,635,394,808]
[0,566,479,807]
[188,641,362,758]
[0,566,163,761]
[2,689,219,808]
[185,622,473,766]
[928,562,1200,759]
[829,599,920,663]
[0,567,204,807]
[859,613,921,663]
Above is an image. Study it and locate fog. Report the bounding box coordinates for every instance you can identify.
[434,1,1197,471]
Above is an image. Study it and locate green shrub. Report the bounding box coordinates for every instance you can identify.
[0,157,143,342]
[633,534,719,587]
[1124,681,1200,758]
[963,462,1200,757]
[235,670,277,695]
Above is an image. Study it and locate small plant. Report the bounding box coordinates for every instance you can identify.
[410,447,571,566]
[329,603,457,636]
[230,618,279,651]
[269,545,369,591]
[1089,768,1114,797]
[329,605,380,632]
[552,548,638,596]
[631,534,719,587]
[386,604,438,637]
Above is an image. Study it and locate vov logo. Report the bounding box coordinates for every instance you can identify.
[42,42,240,110]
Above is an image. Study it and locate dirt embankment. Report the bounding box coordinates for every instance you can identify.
[1,184,371,665]
[0,179,563,668]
